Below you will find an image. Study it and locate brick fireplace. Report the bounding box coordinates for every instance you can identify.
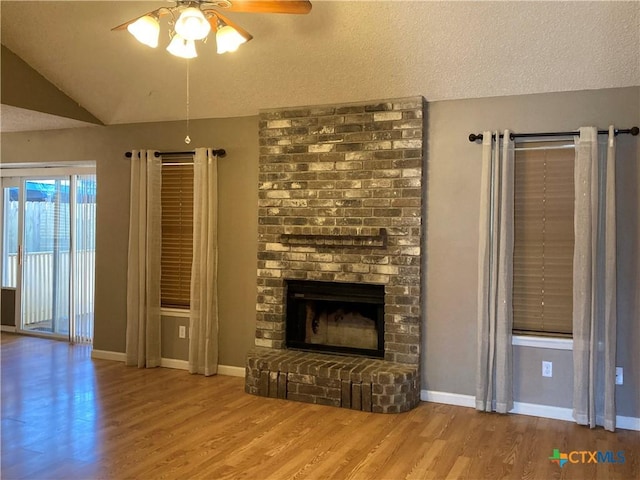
[245,97,425,413]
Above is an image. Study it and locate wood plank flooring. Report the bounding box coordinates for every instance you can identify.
[1,333,638,479]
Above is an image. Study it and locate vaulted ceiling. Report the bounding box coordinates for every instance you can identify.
[1,1,639,132]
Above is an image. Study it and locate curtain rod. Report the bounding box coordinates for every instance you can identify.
[468,126,639,143]
[124,149,226,158]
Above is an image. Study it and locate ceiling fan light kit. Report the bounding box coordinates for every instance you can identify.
[113,1,312,59]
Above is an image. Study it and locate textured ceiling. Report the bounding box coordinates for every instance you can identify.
[1,0,639,128]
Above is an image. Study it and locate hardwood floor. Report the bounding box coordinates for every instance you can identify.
[1,333,638,480]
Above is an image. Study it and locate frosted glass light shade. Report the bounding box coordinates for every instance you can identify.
[127,15,160,48]
[166,34,198,59]
[216,25,247,54]
[175,7,211,41]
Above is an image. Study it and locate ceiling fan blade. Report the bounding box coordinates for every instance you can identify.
[222,1,312,14]
[205,10,254,43]
[111,7,170,31]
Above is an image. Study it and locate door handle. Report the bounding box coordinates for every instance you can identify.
[18,245,22,266]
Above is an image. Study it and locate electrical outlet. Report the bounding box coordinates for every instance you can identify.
[615,367,623,385]
[179,326,186,339]
[542,361,553,378]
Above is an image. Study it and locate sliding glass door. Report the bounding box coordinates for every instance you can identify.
[1,172,96,342]
[22,178,71,335]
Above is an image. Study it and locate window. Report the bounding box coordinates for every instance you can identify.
[513,142,574,336]
[161,160,194,309]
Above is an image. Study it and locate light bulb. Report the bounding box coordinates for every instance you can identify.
[216,25,248,54]
[175,7,211,41]
[166,34,198,59]
[127,15,160,48]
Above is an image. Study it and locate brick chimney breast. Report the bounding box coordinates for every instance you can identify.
[247,97,425,413]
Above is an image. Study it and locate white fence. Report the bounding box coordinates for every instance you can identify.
[6,250,95,327]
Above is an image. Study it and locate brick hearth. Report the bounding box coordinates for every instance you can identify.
[246,97,425,413]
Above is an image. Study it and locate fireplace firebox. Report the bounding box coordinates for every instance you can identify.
[285,280,385,358]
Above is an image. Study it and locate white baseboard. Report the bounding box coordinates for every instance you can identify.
[159,360,245,377]
[218,365,245,377]
[91,349,126,362]
[617,416,640,431]
[1,325,17,333]
[421,389,639,431]
[90,349,244,377]
[420,390,475,408]
[161,358,189,370]
[510,401,573,422]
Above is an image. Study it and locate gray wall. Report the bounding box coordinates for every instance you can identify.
[1,45,102,125]
[2,86,638,419]
[424,86,639,418]
[161,314,189,361]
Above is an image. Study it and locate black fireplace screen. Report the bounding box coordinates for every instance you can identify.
[285,280,385,358]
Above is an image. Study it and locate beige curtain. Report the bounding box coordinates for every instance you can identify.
[189,148,219,376]
[126,150,162,368]
[572,126,617,431]
[476,130,514,413]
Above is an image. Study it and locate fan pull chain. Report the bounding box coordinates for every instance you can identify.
[185,59,191,144]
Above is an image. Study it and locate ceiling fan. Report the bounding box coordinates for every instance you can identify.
[112,0,312,58]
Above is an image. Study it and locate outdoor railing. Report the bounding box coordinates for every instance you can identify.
[6,251,95,326]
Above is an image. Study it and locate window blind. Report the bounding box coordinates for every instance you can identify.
[161,160,194,308]
[513,144,574,335]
